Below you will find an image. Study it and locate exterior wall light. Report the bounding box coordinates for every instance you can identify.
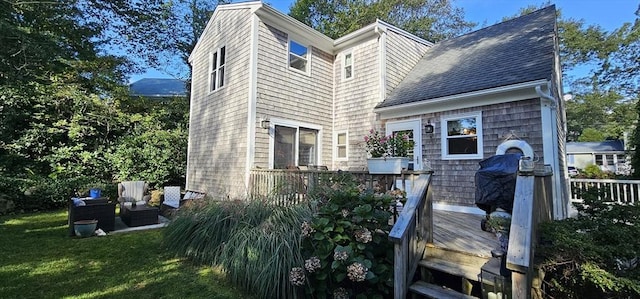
[260,119,270,129]
[424,120,434,134]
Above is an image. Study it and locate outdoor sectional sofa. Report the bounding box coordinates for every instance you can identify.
[67,197,116,236]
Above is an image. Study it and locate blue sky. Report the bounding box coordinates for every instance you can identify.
[129,0,638,83]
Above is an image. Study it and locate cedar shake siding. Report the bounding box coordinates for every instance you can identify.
[332,27,431,171]
[420,99,544,206]
[187,7,253,197]
[253,22,334,168]
[384,30,431,97]
[333,37,381,171]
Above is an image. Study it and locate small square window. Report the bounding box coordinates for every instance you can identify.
[441,112,483,160]
[289,39,308,73]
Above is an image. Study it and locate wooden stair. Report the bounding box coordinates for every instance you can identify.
[408,245,490,298]
[410,281,478,299]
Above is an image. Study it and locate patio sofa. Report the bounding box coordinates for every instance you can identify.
[68,197,116,236]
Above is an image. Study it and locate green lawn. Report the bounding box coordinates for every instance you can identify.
[0,210,251,299]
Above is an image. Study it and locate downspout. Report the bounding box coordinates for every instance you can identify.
[535,81,568,219]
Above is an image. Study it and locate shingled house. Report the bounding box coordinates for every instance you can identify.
[186,2,569,218]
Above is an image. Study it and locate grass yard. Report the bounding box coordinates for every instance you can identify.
[0,210,251,299]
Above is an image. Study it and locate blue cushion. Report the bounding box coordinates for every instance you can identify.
[72,198,86,207]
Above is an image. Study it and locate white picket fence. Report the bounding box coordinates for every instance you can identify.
[569,178,640,204]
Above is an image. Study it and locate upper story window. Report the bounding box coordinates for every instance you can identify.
[289,39,308,73]
[209,45,226,92]
[441,112,483,160]
[343,52,353,80]
[335,131,348,160]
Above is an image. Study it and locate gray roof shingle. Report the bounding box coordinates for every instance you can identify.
[377,5,557,109]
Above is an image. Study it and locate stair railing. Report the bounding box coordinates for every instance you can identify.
[388,174,433,299]
[507,167,553,299]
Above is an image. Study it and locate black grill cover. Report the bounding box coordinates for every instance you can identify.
[475,154,521,213]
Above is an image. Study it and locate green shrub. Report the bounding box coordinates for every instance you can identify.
[164,199,312,299]
[536,188,640,298]
[579,164,615,179]
[293,176,395,299]
[0,175,116,213]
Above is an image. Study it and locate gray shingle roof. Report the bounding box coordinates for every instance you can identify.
[566,140,625,153]
[129,78,187,98]
[377,5,556,109]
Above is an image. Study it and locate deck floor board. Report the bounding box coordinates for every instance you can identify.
[432,210,498,258]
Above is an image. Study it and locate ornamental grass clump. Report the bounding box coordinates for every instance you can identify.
[164,199,312,299]
[364,129,414,158]
[290,174,395,298]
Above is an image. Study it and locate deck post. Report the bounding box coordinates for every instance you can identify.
[394,236,409,299]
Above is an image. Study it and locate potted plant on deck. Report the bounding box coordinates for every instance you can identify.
[364,129,414,174]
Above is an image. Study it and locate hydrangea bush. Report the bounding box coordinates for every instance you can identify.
[290,174,395,299]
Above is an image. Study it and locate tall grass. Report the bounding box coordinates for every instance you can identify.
[164,199,312,299]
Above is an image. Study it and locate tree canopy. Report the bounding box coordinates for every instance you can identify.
[288,0,476,42]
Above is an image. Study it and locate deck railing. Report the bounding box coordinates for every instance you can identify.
[248,169,428,205]
[507,168,553,299]
[388,174,433,299]
[570,178,640,204]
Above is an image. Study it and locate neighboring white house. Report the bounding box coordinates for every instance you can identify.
[186,2,570,219]
[567,140,629,174]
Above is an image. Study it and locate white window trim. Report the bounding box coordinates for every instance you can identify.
[440,111,483,160]
[268,118,323,169]
[287,38,311,75]
[208,45,226,93]
[334,131,348,161]
[342,51,353,81]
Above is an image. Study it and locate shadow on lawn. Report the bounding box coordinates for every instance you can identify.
[0,210,248,299]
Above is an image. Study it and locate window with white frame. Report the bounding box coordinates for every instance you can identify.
[441,112,483,160]
[288,39,308,73]
[209,45,226,92]
[274,125,318,169]
[335,131,348,160]
[343,52,353,79]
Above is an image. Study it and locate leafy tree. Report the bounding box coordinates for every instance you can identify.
[562,6,639,142]
[577,128,605,142]
[104,0,230,79]
[289,0,476,42]
[0,0,190,212]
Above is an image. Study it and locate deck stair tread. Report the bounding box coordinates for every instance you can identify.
[409,281,479,299]
[421,245,490,282]
[419,257,484,282]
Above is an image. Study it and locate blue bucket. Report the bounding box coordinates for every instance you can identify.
[89,188,102,198]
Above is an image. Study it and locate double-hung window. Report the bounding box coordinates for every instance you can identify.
[288,39,308,73]
[209,45,226,92]
[343,52,353,80]
[441,112,483,160]
[335,131,348,160]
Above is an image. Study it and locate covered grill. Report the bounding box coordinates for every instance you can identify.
[474,153,521,215]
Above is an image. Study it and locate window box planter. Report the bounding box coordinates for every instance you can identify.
[367,157,409,174]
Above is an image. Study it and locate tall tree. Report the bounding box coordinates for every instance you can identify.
[561,5,640,142]
[103,0,230,79]
[288,0,476,42]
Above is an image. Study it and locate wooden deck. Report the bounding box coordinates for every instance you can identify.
[432,209,497,258]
